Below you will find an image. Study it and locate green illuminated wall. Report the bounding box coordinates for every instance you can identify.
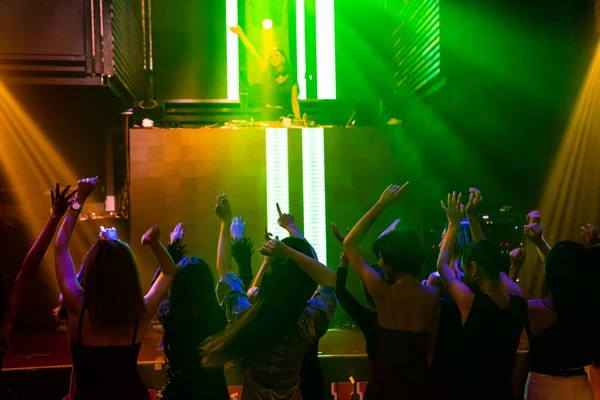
[390,0,444,97]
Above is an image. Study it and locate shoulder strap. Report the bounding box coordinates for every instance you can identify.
[78,304,87,345]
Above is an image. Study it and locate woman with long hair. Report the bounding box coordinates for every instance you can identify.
[202,195,336,400]
[438,192,526,400]
[229,25,301,120]
[522,234,595,399]
[0,183,75,399]
[343,184,440,400]
[54,177,177,400]
[158,254,229,399]
[148,222,229,399]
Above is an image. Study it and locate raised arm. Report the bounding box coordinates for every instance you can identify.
[151,223,186,287]
[335,252,375,327]
[524,223,551,261]
[0,184,76,337]
[508,247,526,282]
[229,25,267,71]
[291,84,301,119]
[438,192,475,320]
[230,216,254,290]
[261,239,335,287]
[276,203,318,261]
[344,183,408,294]
[143,226,177,317]
[215,195,233,278]
[581,223,600,250]
[250,228,274,289]
[500,247,525,297]
[54,177,97,307]
[465,187,485,241]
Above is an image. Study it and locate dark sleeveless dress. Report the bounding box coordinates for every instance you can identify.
[69,306,150,400]
[457,294,527,400]
[366,328,434,399]
[262,72,297,120]
[365,287,439,400]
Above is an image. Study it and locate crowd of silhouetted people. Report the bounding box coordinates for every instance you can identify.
[1,177,599,400]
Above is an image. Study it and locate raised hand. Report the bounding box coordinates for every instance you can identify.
[509,247,526,270]
[50,183,77,217]
[331,223,349,244]
[465,187,483,217]
[170,222,184,244]
[339,252,349,268]
[230,217,246,240]
[99,226,119,241]
[441,192,465,225]
[526,210,541,225]
[276,203,296,231]
[376,182,410,209]
[259,239,289,258]
[75,177,98,203]
[215,195,232,222]
[262,228,280,245]
[141,225,161,246]
[581,223,600,249]
[524,223,543,244]
[229,25,243,35]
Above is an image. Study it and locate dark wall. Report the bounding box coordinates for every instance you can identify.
[151,0,228,99]
[0,0,85,55]
[0,84,124,332]
[129,127,423,325]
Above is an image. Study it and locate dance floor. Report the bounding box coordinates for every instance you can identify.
[3,328,375,400]
[3,328,368,372]
[4,327,534,400]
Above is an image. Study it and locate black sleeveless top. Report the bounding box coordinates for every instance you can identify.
[365,287,440,400]
[69,305,150,400]
[526,312,593,376]
[458,294,527,400]
[263,72,297,118]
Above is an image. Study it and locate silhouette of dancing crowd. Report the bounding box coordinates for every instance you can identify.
[1,177,599,400]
